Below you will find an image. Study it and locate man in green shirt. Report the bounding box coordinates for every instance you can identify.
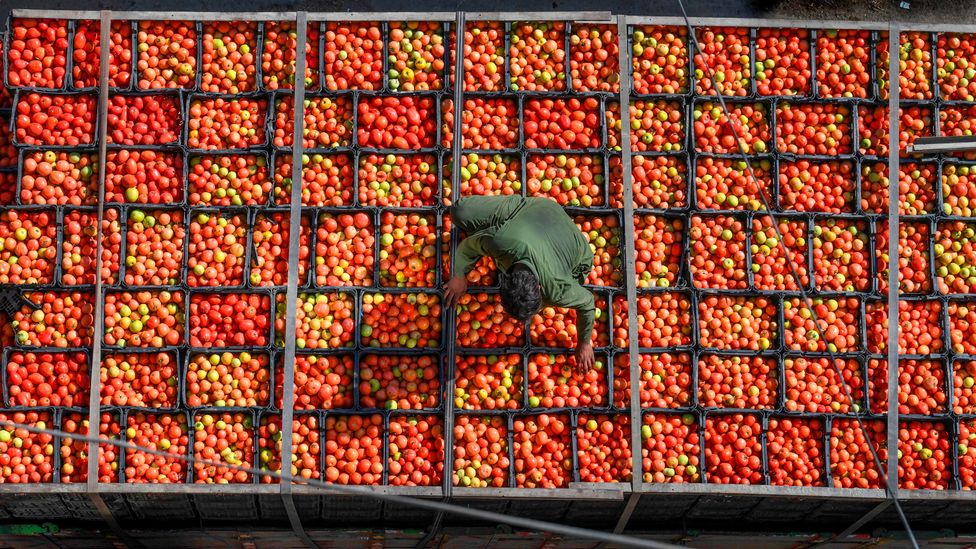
[444,196,596,371]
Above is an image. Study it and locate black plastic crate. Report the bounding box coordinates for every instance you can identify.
[3,494,73,520]
[257,494,321,522]
[193,494,259,521]
[504,499,571,522]
[61,493,133,522]
[630,494,699,522]
[684,495,764,521]
[321,495,382,524]
[382,499,438,524]
[560,499,629,526]
[743,496,828,523]
[126,494,196,521]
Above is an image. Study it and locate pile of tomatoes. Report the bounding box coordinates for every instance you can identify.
[3,17,975,493]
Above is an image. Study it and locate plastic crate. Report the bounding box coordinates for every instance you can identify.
[630,494,699,523]
[505,500,572,522]
[56,494,130,522]
[321,495,382,524]
[193,494,259,521]
[3,494,73,520]
[743,497,829,523]
[561,499,630,526]
[126,494,196,521]
[683,496,764,521]
[382,500,438,524]
[257,494,321,522]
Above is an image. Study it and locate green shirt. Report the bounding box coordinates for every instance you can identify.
[452,196,596,338]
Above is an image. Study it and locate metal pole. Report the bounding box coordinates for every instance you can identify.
[885,23,901,496]
[442,9,466,501]
[87,8,112,491]
[84,11,142,547]
[279,12,316,549]
[616,16,643,496]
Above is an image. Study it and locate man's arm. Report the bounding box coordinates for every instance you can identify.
[452,234,489,279]
[552,283,596,371]
[446,234,491,309]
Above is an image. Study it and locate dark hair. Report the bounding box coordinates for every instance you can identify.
[499,265,542,321]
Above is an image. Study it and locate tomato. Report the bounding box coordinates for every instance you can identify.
[201,21,257,93]
[577,414,631,483]
[359,354,439,410]
[193,412,254,484]
[137,21,197,89]
[768,417,825,487]
[125,412,189,483]
[455,354,523,410]
[441,97,518,150]
[513,413,571,488]
[755,28,811,96]
[784,296,860,353]
[360,292,441,349]
[186,352,269,408]
[510,22,566,92]
[569,24,619,93]
[457,293,525,348]
[6,351,89,407]
[614,353,692,409]
[387,415,443,486]
[324,22,384,91]
[379,212,436,287]
[816,29,870,98]
[705,413,763,484]
[325,414,384,485]
[316,212,374,287]
[784,357,864,414]
[274,95,352,149]
[698,354,776,409]
[101,352,178,407]
[575,214,622,285]
[62,208,122,286]
[776,102,851,155]
[187,97,267,150]
[6,19,69,89]
[277,355,354,410]
[0,411,56,484]
[259,415,320,483]
[0,210,58,284]
[699,295,776,351]
[614,293,693,349]
[103,291,184,348]
[631,26,688,94]
[527,353,606,408]
[60,412,120,484]
[694,27,750,96]
[453,416,509,487]
[450,22,505,92]
[276,292,355,350]
[73,20,132,89]
[389,22,445,91]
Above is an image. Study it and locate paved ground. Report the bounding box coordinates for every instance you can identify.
[0,0,973,29]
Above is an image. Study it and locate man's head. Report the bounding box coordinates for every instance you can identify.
[499,264,542,321]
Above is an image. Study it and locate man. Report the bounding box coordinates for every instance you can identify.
[444,195,596,370]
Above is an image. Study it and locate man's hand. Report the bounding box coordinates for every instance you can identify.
[575,340,594,373]
[443,275,468,309]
